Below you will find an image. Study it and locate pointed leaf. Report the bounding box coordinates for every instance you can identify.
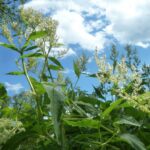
[30,77,45,95]
[43,85,65,145]
[48,64,63,71]
[6,71,24,75]
[24,46,38,51]
[20,53,44,58]
[114,116,141,127]
[0,42,19,53]
[120,133,146,150]
[102,99,123,119]
[0,83,8,99]
[63,118,99,129]
[22,31,47,50]
[49,57,63,69]
[73,61,80,78]
[28,31,47,41]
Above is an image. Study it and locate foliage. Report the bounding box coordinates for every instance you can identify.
[0,118,24,148]
[0,6,150,150]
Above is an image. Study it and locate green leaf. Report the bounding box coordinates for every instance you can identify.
[138,91,150,100]
[1,130,39,150]
[6,71,24,75]
[83,72,102,78]
[72,103,87,116]
[120,133,146,150]
[75,101,97,113]
[49,57,63,69]
[0,42,19,53]
[78,96,102,106]
[43,85,65,146]
[48,64,63,71]
[114,116,141,127]
[27,31,47,41]
[0,83,8,99]
[30,77,45,95]
[101,99,123,119]
[22,31,47,50]
[52,43,64,48]
[24,46,38,51]
[63,118,99,129]
[73,61,81,78]
[20,53,44,58]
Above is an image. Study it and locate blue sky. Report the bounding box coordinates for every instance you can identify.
[0,0,150,95]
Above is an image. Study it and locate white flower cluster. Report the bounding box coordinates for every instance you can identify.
[1,24,13,43]
[0,118,25,145]
[95,50,150,113]
[20,8,58,48]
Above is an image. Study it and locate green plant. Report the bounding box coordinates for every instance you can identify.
[0,7,150,150]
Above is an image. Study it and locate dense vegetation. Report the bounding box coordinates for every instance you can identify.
[0,7,150,150]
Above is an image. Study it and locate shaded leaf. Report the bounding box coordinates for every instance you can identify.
[2,130,39,150]
[102,99,123,119]
[43,85,65,146]
[120,133,146,150]
[114,116,141,127]
[78,96,102,106]
[0,83,8,99]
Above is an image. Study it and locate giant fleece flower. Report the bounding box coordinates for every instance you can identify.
[95,50,150,113]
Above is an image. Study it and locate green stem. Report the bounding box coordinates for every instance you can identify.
[21,56,42,121]
[21,58,36,94]
[74,77,79,89]
[100,124,114,134]
[40,45,54,82]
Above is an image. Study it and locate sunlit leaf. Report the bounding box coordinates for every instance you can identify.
[24,46,38,51]
[49,57,63,69]
[63,118,99,129]
[22,31,47,50]
[20,53,44,58]
[73,61,80,78]
[28,31,47,41]
[6,71,24,75]
[0,42,19,53]
[48,64,63,71]
[30,77,45,95]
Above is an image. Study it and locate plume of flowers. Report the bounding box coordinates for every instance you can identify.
[95,49,150,113]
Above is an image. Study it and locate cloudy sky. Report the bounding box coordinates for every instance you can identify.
[24,0,150,49]
[1,0,150,94]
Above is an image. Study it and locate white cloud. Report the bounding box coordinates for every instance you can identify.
[63,48,76,58]
[61,68,70,74]
[23,0,106,51]
[24,0,150,49]
[53,10,106,51]
[101,0,150,47]
[49,47,76,58]
[5,82,23,94]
